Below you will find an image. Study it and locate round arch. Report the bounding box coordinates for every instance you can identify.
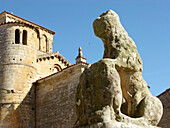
[53,64,62,73]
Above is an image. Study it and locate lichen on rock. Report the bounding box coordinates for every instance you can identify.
[74,10,163,128]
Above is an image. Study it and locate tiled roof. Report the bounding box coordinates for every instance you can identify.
[0,11,55,34]
[0,21,35,29]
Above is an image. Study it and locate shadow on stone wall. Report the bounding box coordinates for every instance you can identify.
[0,85,35,128]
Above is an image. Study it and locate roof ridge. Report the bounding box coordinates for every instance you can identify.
[0,11,55,34]
[157,88,170,97]
[37,52,72,66]
[34,62,89,83]
[0,21,35,28]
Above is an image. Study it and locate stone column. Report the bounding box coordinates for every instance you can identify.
[46,39,49,53]
[19,30,23,44]
[39,37,42,50]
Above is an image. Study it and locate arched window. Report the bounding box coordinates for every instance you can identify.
[46,37,49,52]
[35,29,41,50]
[15,29,20,44]
[22,30,27,45]
[53,64,62,73]
[42,35,48,52]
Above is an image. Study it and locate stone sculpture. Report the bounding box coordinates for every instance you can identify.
[74,10,163,128]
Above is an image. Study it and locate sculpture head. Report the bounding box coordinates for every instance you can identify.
[93,10,124,59]
[93,10,121,41]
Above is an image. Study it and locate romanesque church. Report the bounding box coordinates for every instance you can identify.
[0,11,169,128]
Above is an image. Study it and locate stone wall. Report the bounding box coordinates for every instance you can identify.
[157,89,170,128]
[35,63,87,128]
[0,85,35,128]
[36,52,71,79]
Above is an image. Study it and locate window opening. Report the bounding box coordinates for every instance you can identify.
[15,29,20,44]
[23,30,27,45]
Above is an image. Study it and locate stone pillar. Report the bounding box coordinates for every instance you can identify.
[39,37,42,50]
[46,39,49,52]
[19,30,23,44]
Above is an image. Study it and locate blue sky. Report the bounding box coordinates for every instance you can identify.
[1,0,170,96]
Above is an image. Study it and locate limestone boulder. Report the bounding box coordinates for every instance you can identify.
[75,59,122,127]
[93,10,143,72]
[74,10,163,128]
[78,121,159,128]
[93,10,163,121]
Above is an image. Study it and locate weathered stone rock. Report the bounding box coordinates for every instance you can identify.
[93,10,142,72]
[74,10,163,128]
[75,59,122,127]
[77,121,159,128]
[93,10,152,118]
[93,10,163,124]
